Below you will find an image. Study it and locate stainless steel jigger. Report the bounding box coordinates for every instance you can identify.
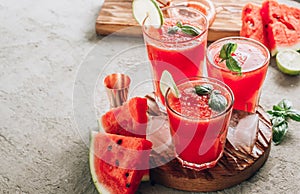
[104,73,131,108]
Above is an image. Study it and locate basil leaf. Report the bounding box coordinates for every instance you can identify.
[267,110,286,117]
[168,26,179,34]
[173,21,200,37]
[272,105,284,111]
[219,43,242,75]
[219,45,227,59]
[278,99,292,110]
[220,43,237,59]
[226,43,237,57]
[287,109,300,121]
[271,116,285,127]
[272,121,288,145]
[208,90,227,112]
[176,21,183,28]
[226,56,242,74]
[181,25,200,36]
[194,84,213,95]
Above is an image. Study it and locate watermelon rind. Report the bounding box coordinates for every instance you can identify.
[89,131,111,194]
[141,173,149,182]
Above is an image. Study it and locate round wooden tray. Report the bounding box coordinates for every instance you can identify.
[146,95,272,192]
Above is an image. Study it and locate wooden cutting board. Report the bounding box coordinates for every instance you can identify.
[95,0,263,41]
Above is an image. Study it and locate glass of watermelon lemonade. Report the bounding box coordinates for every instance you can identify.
[206,37,270,113]
[142,5,208,109]
[165,77,234,171]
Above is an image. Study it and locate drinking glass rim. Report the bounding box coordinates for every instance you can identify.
[206,36,270,74]
[165,76,234,121]
[142,5,208,44]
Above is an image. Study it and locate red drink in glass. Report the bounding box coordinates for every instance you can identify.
[166,77,234,170]
[143,6,208,108]
[206,37,270,113]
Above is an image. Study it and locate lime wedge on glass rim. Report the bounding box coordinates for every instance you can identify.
[132,0,164,28]
[276,49,300,75]
[160,70,180,98]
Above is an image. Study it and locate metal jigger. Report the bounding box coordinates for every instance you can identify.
[104,73,131,108]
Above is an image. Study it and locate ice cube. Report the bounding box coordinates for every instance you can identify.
[228,113,259,154]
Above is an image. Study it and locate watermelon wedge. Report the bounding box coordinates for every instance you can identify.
[261,0,300,56]
[101,97,148,138]
[89,132,152,194]
[240,3,269,48]
[240,0,300,56]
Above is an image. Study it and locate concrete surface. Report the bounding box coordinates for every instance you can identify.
[0,0,299,193]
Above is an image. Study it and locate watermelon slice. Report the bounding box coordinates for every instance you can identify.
[240,3,269,48]
[101,97,148,138]
[90,132,152,194]
[240,0,300,56]
[261,0,300,56]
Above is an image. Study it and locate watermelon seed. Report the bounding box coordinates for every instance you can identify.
[126,183,131,188]
[115,159,119,167]
[117,139,123,145]
[125,172,129,177]
[107,145,112,151]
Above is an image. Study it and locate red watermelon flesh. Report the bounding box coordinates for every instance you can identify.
[240,3,269,48]
[101,97,148,138]
[90,132,152,194]
[261,0,300,56]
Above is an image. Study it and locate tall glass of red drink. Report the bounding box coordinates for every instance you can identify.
[142,6,208,109]
[166,77,234,171]
[206,37,270,113]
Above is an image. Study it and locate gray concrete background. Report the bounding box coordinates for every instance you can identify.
[0,0,299,193]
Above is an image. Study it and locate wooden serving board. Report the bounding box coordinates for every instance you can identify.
[145,93,272,192]
[95,0,263,41]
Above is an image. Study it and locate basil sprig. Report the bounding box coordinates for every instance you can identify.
[267,99,300,145]
[167,21,200,37]
[194,84,227,112]
[219,43,242,75]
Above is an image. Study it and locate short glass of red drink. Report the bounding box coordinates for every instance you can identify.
[142,5,208,109]
[165,77,234,171]
[206,37,270,113]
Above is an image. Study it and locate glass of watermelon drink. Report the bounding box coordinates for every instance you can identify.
[142,6,208,109]
[206,37,270,113]
[165,77,234,171]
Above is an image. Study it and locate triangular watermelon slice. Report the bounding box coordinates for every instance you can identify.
[89,132,152,194]
[240,0,300,56]
[101,97,148,138]
[240,3,270,48]
[261,0,300,56]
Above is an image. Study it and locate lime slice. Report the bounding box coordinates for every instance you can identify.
[160,70,180,98]
[276,49,300,75]
[132,0,164,28]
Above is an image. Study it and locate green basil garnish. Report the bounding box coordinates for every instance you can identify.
[194,84,227,112]
[219,43,242,75]
[167,21,200,37]
[267,99,300,145]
